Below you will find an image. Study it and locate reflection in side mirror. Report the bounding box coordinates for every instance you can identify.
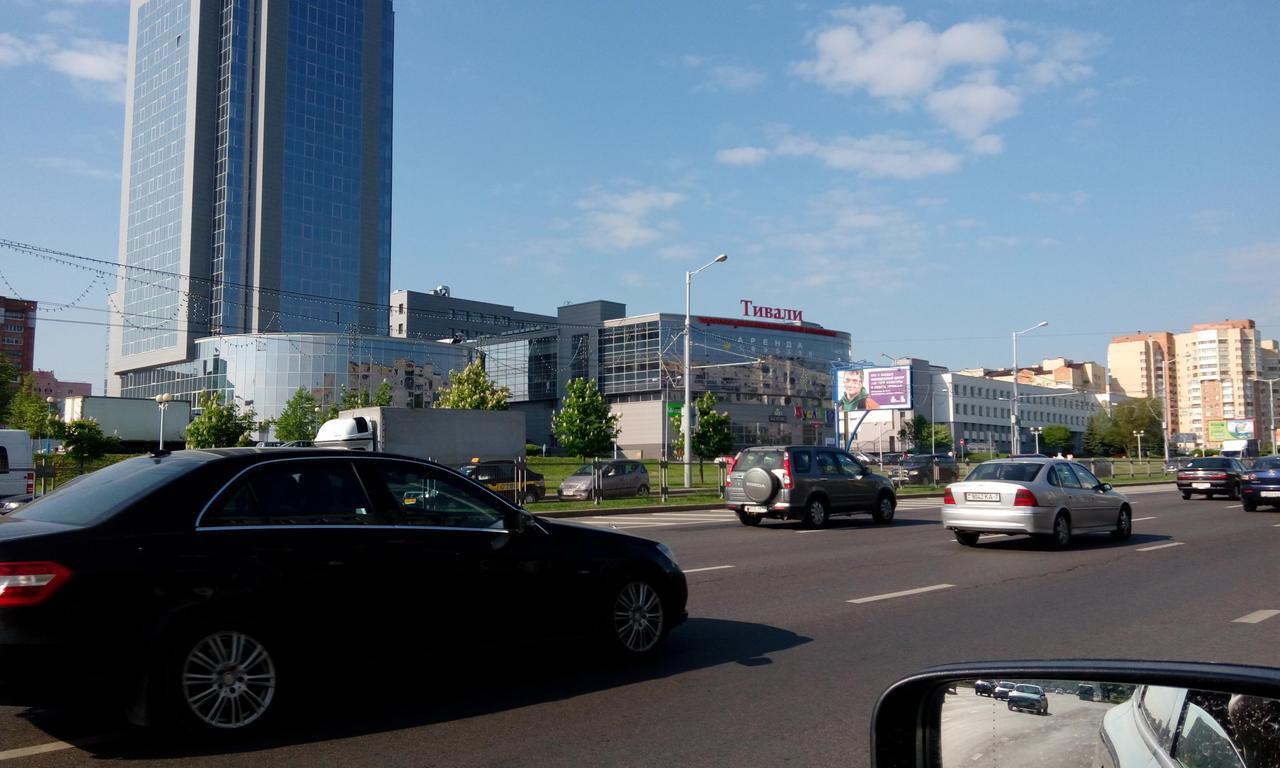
[1100,483,1113,492]
[873,664,1280,768]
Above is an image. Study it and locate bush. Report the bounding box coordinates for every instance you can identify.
[525,442,544,456]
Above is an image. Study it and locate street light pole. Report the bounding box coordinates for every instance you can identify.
[1011,321,1049,455]
[155,393,174,451]
[1030,426,1043,455]
[683,253,728,487]
[1133,430,1145,460]
[1263,378,1279,455]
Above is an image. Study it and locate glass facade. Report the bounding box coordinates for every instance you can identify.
[119,333,473,429]
[481,335,558,401]
[210,0,252,334]
[121,0,191,356]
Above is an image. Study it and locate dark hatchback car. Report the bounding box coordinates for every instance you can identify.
[893,454,960,486]
[0,449,686,735]
[724,446,897,528]
[458,459,546,503]
[1241,455,1280,512]
[1176,457,1250,500]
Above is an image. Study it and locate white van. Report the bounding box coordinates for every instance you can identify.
[0,429,36,503]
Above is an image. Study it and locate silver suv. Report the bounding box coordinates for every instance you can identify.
[725,446,897,528]
[558,460,650,500]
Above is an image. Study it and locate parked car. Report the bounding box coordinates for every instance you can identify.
[724,446,897,528]
[1240,455,1280,512]
[942,457,1132,548]
[993,680,1017,700]
[459,459,546,503]
[1007,683,1049,715]
[557,460,650,500]
[892,454,959,486]
[1164,457,1194,473]
[0,429,35,504]
[1176,457,1250,500]
[974,679,994,696]
[1078,684,1096,701]
[0,449,687,736]
[1097,684,1260,768]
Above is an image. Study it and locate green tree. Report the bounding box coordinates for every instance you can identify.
[274,388,321,443]
[0,357,19,419]
[61,418,117,471]
[691,391,733,481]
[1083,412,1120,456]
[1040,424,1074,455]
[925,423,953,452]
[337,385,368,410]
[185,391,258,448]
[551,377,618,458]
[372,379,394,407]
[898,414,931,452]
[4,373,56,436]
[435,358,510,410]
[1109,398,1163,457]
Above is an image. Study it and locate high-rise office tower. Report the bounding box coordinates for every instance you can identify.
[108,0,393,393]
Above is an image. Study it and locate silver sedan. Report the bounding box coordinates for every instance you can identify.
[942,458,1133,548]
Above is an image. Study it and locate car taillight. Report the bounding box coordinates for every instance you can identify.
[724,456,736,476]
[0,562,73,607]
[943,487,956,505]
[1013,489,1039,507]
[1204,472,1227,480]
[25,472,34,496]
[781,453,794,489]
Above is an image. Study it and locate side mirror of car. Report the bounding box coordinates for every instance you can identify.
[1098,482,1112,492]
[870,661,1280,768]
[506,508,530,534]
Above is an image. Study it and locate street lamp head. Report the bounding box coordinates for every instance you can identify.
[1035,321,1049,329]
[45,396,56,404]
[714,253,728,263]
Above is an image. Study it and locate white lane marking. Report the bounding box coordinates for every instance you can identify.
[1132,516,1157,522]
[1232,609,1280,624]
[1137,542,1185,552]
[1274,523,1280,528]
[848,583,955,604]
[971,754,985,762]
[0,736,111,762]
[684,565,735,574]
[1226,505,1243,509]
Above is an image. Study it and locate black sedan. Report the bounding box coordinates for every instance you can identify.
[1175,457,1250,500]
[1241,455,1280,511]
[0,449,687,735]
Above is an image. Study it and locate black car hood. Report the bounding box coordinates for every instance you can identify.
[535,516,658,547]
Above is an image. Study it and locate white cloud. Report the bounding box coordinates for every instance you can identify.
[31,156,118,179]
[775,133,963,179]
[1022,30,1103,88]
[0,32,127,101]
[1191,209,1232,234]
[657,244,705,262]
[716,146,769,166]
[621,272,648,288]
[1023,190,1089,207]
[576,186,687,251]
[925,80,1020,140]
[792,7,1009,99]
[970,134,1004,154]
[914,196,946,207]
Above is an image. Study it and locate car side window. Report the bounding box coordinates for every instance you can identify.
[1046,467,1060,486]
[791,450,812,473]
[367,463,506,530]
[0,447,8,473]
[1053,463,1084,489]
[203,460,375,527]
[1073,463,1102,488]
[835,453,863,476]
[815,452,840,476]
[1172,699,1246,768]
[1139,686,1187,753]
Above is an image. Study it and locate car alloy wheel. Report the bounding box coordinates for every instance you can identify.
[523,490,539,505]
[1051,513,1072,549]
[805,499,828,528]
[1111,507,1132,541]
[181,630,277,730]
[873,495,895,523]
[612,580,665,655]
[1227,484,1240,501]
[635,484,649,497]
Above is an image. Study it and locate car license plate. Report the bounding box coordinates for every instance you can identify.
[744,505,767,513]
[1192,482,1211,489]
[1262,491,1280,498]
[965,492,1000,502]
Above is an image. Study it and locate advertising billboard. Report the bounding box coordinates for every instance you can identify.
[1208,420,1254,441]
[834,366,913,412]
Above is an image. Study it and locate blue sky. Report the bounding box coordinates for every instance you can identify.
[2,0,1278,390]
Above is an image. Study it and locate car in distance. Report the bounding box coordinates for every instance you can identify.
[941,457,1132,548]
[724,446,896,528]
[1240,455,1280,512]
[0,449,687,736]
[974,679,994,696]
[1007,683,1049,715]
[1176,457,1249,500]
[459,459,546,503]
[1078,684,1096,701]
[892,454,959,486]
[557,460,650,500]
[993,681,1017,700]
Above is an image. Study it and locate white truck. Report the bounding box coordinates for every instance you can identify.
[0,429,35,503]
[314,407,526,468]
[61,395,191,451]
[1220,439,1259,459]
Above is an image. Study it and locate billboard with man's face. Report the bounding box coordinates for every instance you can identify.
[834,366,912,412]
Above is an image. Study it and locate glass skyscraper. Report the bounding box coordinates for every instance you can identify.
[109,0,394,392]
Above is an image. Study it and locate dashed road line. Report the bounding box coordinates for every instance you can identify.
[1232,610,1280,624]
[848,583,955,604]
[684,565,735,574]
[1136,542,1185,552]
[1132,516,1157,522]
[0,736,111,762]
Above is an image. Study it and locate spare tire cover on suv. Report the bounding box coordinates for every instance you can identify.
[742,467,780,503]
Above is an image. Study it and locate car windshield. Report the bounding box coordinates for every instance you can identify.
[1251,457,1280,470]
[965,463,1044,482]
[12,455,203,526]
[572,465,594,476]
[1186,459,1232,470]
[1015,685,1041,694]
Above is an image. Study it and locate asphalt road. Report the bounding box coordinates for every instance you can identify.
[2,486,1277,767]
[942,690,1117,768]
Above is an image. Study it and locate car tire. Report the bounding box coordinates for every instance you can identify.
[736,510,762,526]
[1227,484,1240,501]
[1110,506,1132,541]
[523,489,540,505]
[1181,491,1192,500]
[1047,512,1072,549]
[635,484,649,497]
[1008,702,1015,711]
[605,573,668,658]
[803,497,829,528]
[1243,502,1258,512]
[871,493,895,523]
[157,619,281,737]
[954,530,980,546]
